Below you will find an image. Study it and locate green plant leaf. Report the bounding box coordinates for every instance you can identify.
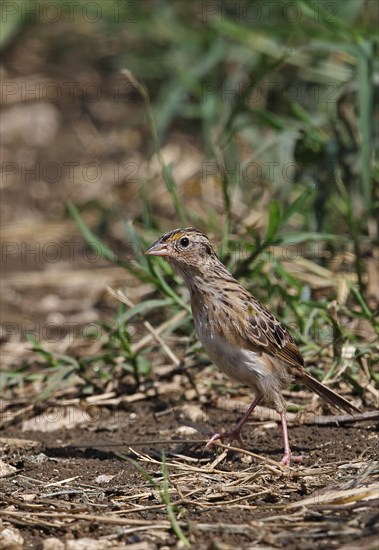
[281,188,313,225]
[264,201,281,242]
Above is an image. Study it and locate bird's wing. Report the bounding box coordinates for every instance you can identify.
[241,301,304,368]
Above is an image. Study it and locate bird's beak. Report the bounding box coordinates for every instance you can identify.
[145,241,170,257]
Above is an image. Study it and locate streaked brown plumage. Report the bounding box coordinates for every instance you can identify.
[145,227,359,465]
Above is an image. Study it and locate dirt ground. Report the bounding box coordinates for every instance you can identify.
[1,390,378,549]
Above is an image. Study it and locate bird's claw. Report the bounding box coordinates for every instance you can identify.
[280,453,304,466]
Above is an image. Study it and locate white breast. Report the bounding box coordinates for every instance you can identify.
[193,308,268,392]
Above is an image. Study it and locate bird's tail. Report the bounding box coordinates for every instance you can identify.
[300,372,360,415]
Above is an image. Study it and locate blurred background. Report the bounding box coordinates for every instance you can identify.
[1,0,378,397]
[1,4,378,547]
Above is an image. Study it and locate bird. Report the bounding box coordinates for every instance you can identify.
[145,227,359,465]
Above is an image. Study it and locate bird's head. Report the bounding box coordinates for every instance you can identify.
[145,227,217,277]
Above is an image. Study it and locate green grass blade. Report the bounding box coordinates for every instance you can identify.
[121,69,187,225]
[264,201,281,243]
[161,453,190,547]
[356,42,373,209]
[281,188,313,225]
[116,455,159,489]
[115,298,172,324]
[348,281,375,322]
[67,201,126,267]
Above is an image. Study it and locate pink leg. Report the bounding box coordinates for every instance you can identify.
[280,411,304,466]
[206,395,263,448]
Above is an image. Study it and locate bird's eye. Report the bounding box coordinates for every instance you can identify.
[180,237,189,247]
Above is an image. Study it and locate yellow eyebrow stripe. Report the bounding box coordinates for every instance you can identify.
[162,227,201,243]
[169,232,182,242]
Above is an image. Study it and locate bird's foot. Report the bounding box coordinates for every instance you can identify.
[280,452,304,466]
[205,430,244,449]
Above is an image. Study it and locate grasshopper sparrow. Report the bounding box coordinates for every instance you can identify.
[145,227,359,465]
